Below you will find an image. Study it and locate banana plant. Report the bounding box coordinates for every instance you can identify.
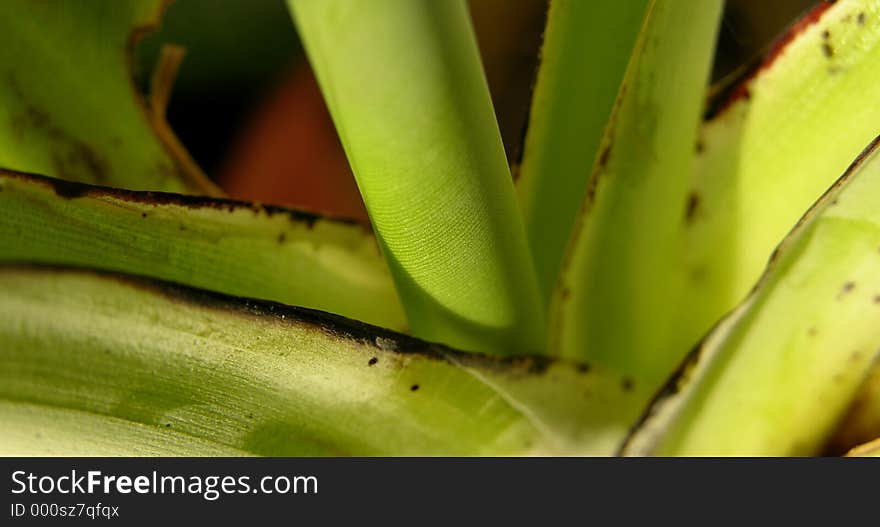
[2,0,880,456]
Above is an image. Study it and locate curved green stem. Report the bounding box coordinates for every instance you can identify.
[288,0,545,356]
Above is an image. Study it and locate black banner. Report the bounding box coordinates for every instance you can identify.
[2,458,876,524]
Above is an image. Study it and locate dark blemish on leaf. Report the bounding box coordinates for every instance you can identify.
[179,224,186,231]
[838,281,856,299]
[685,192,700,222]
[808,327,818,337]
[850,351,862,363]
[42,176,91,199]
[822,29,831,39]
[368,357,378,366]
[278,232,286,244]
[584,174,600,205]
[246,412,254,419]
[690,265,706,283]
[561,287,570,300]
[822,42,834,58]
[858,12,866,25]
[164,423,172,428]
[621,377,634,392]
[598,145,612,168]
[695,140,704,154]
[410,384,419,392]
[873,295,880,304]
[576,363,591,374]
[141,212,147,218]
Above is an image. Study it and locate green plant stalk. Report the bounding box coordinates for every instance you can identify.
[551,0,723,379]
[673,0,880,366]
[0,0,216,194]
[516,0,650,300]
[288,0,545,357]
[0,170,405,330]
[623,137,880,456]
[1,264,637,456]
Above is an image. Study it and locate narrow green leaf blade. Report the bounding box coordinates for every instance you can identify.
[289,0,545,357]
[0,170,405,330]
[516,0,650,300]
[1,265,637,456]
[623,138,880,456]
[551,0,723,380]
[0,0,216,194]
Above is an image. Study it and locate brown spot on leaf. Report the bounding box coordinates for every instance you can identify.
[368,357,378,366]
[598,145,612,168]
[410,384,419,392]
[839,281,856,299]
[822,42,834,58]
[584,174,600,205]
[621,377,634,392]
[685,192,700,222]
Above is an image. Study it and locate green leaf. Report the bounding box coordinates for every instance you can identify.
[516,0,650,300]
[550,0,723,379]
[0,264,640,456]
[622,137,880,456]
[0,0,217,194]
[674,0,880,363]
[0,169,405,331]
[289,0,545,357]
